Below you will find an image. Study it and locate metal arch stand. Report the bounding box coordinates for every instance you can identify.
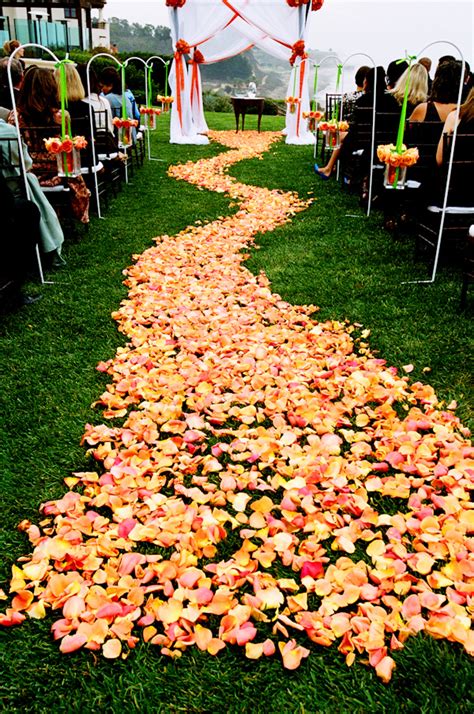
[7,42,65,284]
[146,55,170,162]
[401,40,466,285]
[124,55,153,163]
[339,52,377,217]
[310,55,342,160]
[86,52,125,218]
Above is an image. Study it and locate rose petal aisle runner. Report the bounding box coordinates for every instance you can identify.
[2,131,473,680]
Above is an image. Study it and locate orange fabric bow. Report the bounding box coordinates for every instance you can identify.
[289,40,307,67]
[176,39,191,55]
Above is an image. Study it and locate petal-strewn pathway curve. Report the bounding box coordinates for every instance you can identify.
[2,131,473,680]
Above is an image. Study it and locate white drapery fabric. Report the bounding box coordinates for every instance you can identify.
[168,0,316,145]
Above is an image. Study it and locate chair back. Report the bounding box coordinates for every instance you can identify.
[350,107,400,159]
[0,134,28,199]
[325,93,342,121]
[93,109,118,158]
[406,120,443,182]
[442,131,474,206]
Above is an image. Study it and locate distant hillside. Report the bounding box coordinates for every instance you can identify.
[109,18,172,54]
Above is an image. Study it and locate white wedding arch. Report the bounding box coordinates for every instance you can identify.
[167,0,326,144]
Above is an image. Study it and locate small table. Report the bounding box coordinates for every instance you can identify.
[230,96,265,133]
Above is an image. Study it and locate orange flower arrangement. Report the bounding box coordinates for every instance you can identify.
[318,120,349,133]
[377,143,419,167]
[44,135,87,154]
[139,107,161,116]
[285,96,301,114]
[112,118,139,129]
[157,95,174,105]
[303,110,324,131]
[302,110,324,121]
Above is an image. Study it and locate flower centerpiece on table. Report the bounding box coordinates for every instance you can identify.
[285,96,300,114]
[302,110,324,131]
[377,143,419,189]
[44,135,88,177]
[112,117,139,148]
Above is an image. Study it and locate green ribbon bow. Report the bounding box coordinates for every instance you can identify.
[54,57,74,140]
[312,64,319,111]
[389,53,417,187]
[395,53,417,152]
[332,64,343,122]
[147,65,153,108]
[121,63,127,120]
[164,60,170,98]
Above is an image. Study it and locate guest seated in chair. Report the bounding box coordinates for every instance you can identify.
[0,117,65,263]
[0,173,42,311]
[10,66,90,224]
[315,66,398,180]
[436,87,474,207]
[0,57,24,111]
[53,62,96,166]
[100,67,137,143]
[437,87,474,164]
[409,60,463,126]
[77,64,115,137]
[389,63,429,116]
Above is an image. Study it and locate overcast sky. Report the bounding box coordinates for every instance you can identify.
[104,0,473,68]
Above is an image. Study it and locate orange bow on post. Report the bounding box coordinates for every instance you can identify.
[189,49,205,114]
[289,41,308,137]
[289,40,308,67]
[174,39,191,129]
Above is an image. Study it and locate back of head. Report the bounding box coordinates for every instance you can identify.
[100,67,121,94]
[391,63,428,106]
[0,57,23,88]
[54,63,85,102]
[3,39,20,56]
[365,66,387,97]
[355,65,370,89]
[19,67,59,124]
[419,57,432,74]
[437,55,456,70]
[76,63,98,95]
[431,60,463,103]
[386,59,408,89]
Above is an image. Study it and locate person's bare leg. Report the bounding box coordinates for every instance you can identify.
[316,132,348,176]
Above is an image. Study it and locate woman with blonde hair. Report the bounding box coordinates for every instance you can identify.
[3,39,23,59]
[53,62,95,164]
[53,62,85,110]
[390,63,428,115]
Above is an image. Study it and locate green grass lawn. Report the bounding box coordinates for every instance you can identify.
[0,111,472,713]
